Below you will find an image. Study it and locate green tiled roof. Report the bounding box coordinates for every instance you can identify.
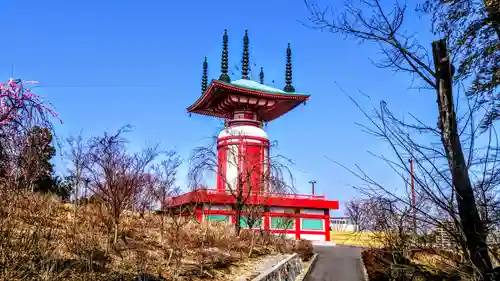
[224,79,306,96]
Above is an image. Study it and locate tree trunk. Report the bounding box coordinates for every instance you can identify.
[74,177,79,218]
[200,222,209,274]
[248,231,255,258]
[160,201,165,244]
[484,0,500,39]
[156,214,162,246]
[73,186,78,217]
[234,203,242,236]
[432,39,493,278]
[113,221,119,244]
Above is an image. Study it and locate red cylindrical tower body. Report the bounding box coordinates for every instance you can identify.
[216,110,270,194]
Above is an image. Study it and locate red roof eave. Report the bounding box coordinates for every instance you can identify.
[186,80,310,113]
[187,82,218,113]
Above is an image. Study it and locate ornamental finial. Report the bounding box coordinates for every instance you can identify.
[201,57,208,94]
[259,67,264,84]
[241,30,250,80]
[283,42,295,92]
[219,29,231,83]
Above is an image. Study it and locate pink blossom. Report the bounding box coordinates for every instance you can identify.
[0,78,61,130]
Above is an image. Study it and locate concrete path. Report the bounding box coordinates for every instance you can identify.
[304,246,366,281]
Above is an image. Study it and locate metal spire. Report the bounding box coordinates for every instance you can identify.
[283,42,295,92]
[201,57,208,94]
[219,29,231,83]
[259,67,264,84]
[241,30,250,79]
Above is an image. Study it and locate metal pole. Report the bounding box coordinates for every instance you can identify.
[308,180,316,196]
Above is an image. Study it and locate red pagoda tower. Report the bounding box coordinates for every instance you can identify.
[166,30,339,242]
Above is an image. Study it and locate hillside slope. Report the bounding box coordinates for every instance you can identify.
[0,191,297,281]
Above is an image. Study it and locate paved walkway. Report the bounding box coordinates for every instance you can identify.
[304,246,366,281]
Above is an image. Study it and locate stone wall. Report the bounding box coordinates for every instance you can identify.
[252,254,303,281]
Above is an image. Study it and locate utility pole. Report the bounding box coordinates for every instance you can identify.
[308,180,316,196]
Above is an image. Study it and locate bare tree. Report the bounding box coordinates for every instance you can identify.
[334,89,500,274]
[84,126,159,244]
[350,196,449,279]
[162,198,201,277]
[305,0,496,278]
[149,151,182,242]
[131,172,156,215]
[272,210,296,253]
[241,204,266,257]
[19,128,53,193]
[188,130,295,236]
[421,0,499,129]
[242,204,265,231]
[65,132,89,217]
[345,199,370,232]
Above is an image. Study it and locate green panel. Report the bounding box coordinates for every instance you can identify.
[206,215,228,222]
[302,219,324,230]
[271,217,294,229]
[240,216,262,228]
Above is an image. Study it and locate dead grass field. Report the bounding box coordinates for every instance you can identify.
[0,191,300,281]
[330,231,383,247]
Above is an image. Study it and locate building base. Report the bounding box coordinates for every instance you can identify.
[165,189,339,242]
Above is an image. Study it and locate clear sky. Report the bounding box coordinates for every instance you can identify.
[2,0,439,215]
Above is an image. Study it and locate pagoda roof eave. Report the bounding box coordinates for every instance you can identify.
[186,80,310,114]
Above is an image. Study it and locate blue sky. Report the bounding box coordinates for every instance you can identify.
[2,0,439,214]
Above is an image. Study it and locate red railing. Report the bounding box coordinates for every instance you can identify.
[165,188,325,206]
[194,188,323,199]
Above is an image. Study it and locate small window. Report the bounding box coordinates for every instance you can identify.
[301,219,324,230]
[271,217,294,229]
[240,216,263,228]
[206,215,229,222]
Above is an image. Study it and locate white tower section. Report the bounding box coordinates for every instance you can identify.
[216,124,270,194]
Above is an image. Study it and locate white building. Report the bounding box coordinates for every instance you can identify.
[330,216,357,232]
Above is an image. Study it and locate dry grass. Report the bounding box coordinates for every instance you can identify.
[411,251,451,269]
[0,190,297,281]
[330,231,384,247]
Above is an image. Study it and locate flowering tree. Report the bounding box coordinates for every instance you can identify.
[0,78,58,129]
[0,78,60,189]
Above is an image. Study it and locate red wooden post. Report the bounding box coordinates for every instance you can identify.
[295,209,301,240]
